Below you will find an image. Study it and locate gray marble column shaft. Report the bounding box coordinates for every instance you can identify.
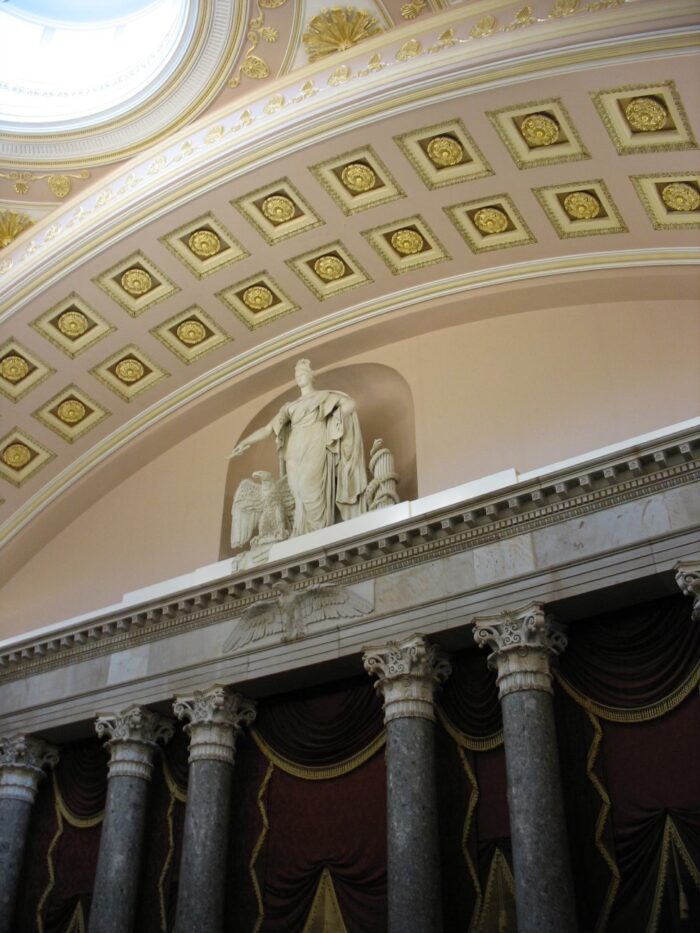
[385,716,441,933]
[173,685,256,933]
[474,604,577,933]
[363,635,451,933]
[88,706,173,933]
[0,736,58,933]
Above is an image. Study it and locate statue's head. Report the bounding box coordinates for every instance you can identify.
[294,358,314,388]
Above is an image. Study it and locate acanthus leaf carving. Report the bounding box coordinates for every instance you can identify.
[472,604,567,698]
[363,634,451,722]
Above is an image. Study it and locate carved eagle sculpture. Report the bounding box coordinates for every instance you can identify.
[223,582,373,652]
[231,470,295,550]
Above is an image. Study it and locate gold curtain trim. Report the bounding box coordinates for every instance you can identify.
[250,728,386,780]
[251,760,274,933]
[457,746,483,933]
[66,902,86,933]
[436,707,503,751]
[647,815,700,933]
[158,792,177,933]
[585,712,620,933]
[37,771,65,932]
[162,757,188,803]
[54,772,104,828]
[37,771,104,931]
[554,664,699,723]
[476,848,515,933]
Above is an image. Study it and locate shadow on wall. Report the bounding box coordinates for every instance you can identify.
[219,362,417,559]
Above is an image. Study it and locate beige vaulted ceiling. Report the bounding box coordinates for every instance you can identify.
[0,0,699,585]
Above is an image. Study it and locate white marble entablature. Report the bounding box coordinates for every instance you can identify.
[0,419,698,736]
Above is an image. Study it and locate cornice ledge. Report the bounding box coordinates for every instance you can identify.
[1,425,698,682]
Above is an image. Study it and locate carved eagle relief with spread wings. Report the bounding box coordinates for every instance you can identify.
[231,470,295,549]
[222,582,373,652]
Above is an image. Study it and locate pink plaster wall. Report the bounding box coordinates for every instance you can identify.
[1,297,698,637]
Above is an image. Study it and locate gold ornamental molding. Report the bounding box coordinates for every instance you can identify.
[0,247,697,550]
[0,1,696,319]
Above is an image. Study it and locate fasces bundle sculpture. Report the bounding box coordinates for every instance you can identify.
[229,359,399,558]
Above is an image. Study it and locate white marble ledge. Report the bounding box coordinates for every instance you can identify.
[1,415,698,654]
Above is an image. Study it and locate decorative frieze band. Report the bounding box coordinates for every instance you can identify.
[0,430,698,683]
[472,604,567,699]
[0,735,59,803]
[95,705,173,781]
[173,684,256,764]
[363,635,451,722]
[675,560,700,621]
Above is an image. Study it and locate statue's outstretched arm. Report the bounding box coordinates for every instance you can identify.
[228,423,273,459]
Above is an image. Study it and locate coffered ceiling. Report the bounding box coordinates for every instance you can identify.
[0,0,699,565]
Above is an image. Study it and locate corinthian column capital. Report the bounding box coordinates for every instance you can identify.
[472,604,567,699]
[173,684,257,764]
[675,561,700,621]
[0,735,59,803]
[363,635,451,723]
[95,705,174,780]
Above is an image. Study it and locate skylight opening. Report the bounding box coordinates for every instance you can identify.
[0,0,191,130]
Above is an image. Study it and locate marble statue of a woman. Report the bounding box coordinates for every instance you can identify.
[229,360,368,537]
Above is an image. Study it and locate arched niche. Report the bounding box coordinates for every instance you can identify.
[219,362,417,559]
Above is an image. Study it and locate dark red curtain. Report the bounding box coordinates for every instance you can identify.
[557,594,699,711]
[15,737,108,933]
[135,723,189,933]
[436,646,511,931]
[226,676,387,933]
[556,594,700,933]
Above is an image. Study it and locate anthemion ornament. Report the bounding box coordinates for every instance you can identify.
[188,229,221,258]
[426,135,463,167]
[303,8,381,62]
[243,285,274,310]
[314,255,346,280]
[47,175,72,198]
[624,96,668,132]
[520,113,560,147]
[176,320,207,346]
[0,210,32,248]
[661,182,700,212]
[120,268,152,297]
[563,191,601,220]
[473,207,509,235]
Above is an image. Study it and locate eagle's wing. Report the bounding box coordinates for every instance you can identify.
[301,584,372,624]
[222,600,284,652]
[231,478,263,548]
[275,475,296,523]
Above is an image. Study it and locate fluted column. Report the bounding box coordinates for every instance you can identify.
[473,604,576,933]
[363,635,451,933]
[173,684,256,933]
[88,706,173,933]
[0,735,59,933]
[675,560,700,620]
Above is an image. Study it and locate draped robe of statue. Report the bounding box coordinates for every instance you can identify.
[270,389,367,536]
